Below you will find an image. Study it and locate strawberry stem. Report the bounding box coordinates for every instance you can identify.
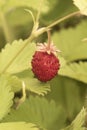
[47,30,51,49]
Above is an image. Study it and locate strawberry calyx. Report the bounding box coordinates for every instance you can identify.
[36,42,61,56]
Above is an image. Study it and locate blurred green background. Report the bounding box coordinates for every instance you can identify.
[0,0,87,130]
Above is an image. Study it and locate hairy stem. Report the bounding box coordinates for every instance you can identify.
[15,81,26,109]
[47,30,51,48]
[46,11,80,29]
[1,11,81,73]
[36,0,43,23]
[31,0,44,33]
[36,11,81,36]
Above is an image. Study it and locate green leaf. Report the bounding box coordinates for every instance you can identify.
[7,75,22,92]
[15,69,51,96]
[3,96,66,130]
[59,62,87,83]
[52,21,87,62]
[0,39,35,74]
[73,0,87,16]
[0,75,14,120]
[61,107,86,130]
[0,122,41,130]
[0,74,22,93]
[48,76,85,120]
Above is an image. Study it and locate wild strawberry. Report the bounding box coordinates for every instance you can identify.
[31,51,60,82]
[31,42,60,82]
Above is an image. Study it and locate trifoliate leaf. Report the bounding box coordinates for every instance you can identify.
[0,39,35,74]
[73,0,87,16]
[52,21,87,62]
[59,62,87,83]
[3,96,66,130]
[0,75,14,120]
[0,122,40,130]
[15,69,51,96]
[61,107,86,130]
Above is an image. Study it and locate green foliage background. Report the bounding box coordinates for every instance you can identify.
[0,0,87,130]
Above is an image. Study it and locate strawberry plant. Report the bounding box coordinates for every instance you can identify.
[0,0,87,130]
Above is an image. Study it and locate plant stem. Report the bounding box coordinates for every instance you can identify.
[46,11,80,29]
[36,0,43,23]
[24,9,36,25]
[15,81,26,109]
[31,0,43,33]
[1,11,81,73]
[35,11,81,37]
[47,30,51,48]
[0,11,13,43]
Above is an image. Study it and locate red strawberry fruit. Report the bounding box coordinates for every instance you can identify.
[31,42,60,82]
